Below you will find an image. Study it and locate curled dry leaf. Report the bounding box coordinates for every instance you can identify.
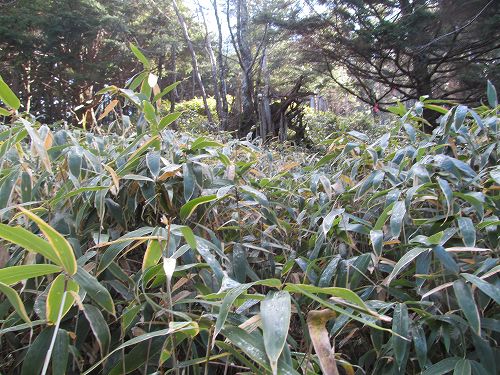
[307,309,339,375]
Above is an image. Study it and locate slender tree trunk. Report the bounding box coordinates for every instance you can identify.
[198,2,223,130]
[23,60,32,113]
[171,0,214,124]
[168,44,178,114]
[212,0,229,131]
[260,47,272,140]
[235,0,256,137]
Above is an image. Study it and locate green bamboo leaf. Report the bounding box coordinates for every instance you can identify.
[159,112,182,131]
[215,340,262,373]
[0,75,20,110]
[453,279,480,335]
[152,81,182,102]
[285,284,382,318]
[373,202,395,230]
[457,217,476,247]
[422,358,461,375]
[141,76,152,100]
[0,128,27,160]
[454,193,484,220]
[491,169,500,184]
[83,304,111,357]
[385,248,430,286]
[348,253,371,289]
[67,148,82,179]
[21,328,54,375]
[453,359,471,375]
[81,323,196,375]
[0,169,19,211]
[0,223,61,265]
[0,264,61,285]
[390,201,406,238]
[97,227,154,273]
[261,291,291,375]
[21,171,32,202]
[121,304,141,334]
[146,151,161,178]
[322,208,344,236]
[129,43,150,68]
[190,137,223,151]
[73,266,115,315]
[461,273,500,304]
[314,152,338,169]
[284,283,394,333]
[0,107,11,116]
[107,337,165,375]
[183,162,195,202]
[392,303,409,371]
[19,207,77,275]
[180,195,218,220]
[221,326,299,375]
[355,171,376,199]
[117,136,160,176]
[370,229,383,256]
[0,320,45,335]
[0,281,31,323]
[487,80,498,108]
[424,103,449,114]
[212,278,282,345]
[433,245,459,274]
[437,177,453,217]
[412,324,428,369]
[179,226,197,250]
[318,256,341,287]
[470,361,490,375]
[52,329,70,375]
[46,274,79,324]
[142,239,162,271]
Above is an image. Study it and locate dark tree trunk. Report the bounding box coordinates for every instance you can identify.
[168,44,179,115]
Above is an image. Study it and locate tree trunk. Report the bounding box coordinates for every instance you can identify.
[22,60,32,113]
[212,0,229,131]
[400,0,438,133]
[199,2,223,130]
[168,43,179,114]
[235,0,256,137]
[260,47,272,140]
[413,55,438,133]
[172,0,214,124]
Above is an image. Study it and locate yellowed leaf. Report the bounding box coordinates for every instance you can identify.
[153,84,161,108]
[279,162,299,173]
[307,309,339,375]
[44,129,54,150]
[98,99,119,120]
[158,164,182,181]
[103,164,120,194]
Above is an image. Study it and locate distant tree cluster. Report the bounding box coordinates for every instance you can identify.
[0,0,198,123]
[1,0,498,132]
[267,0,500,115]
